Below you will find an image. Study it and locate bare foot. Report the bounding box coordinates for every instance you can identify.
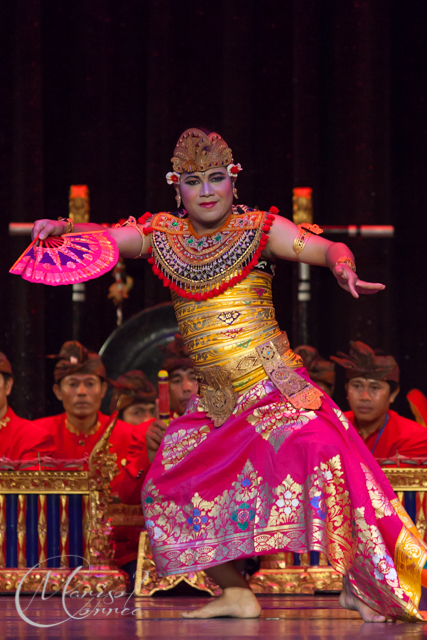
[339,576,392,623]
[182,587,262,619]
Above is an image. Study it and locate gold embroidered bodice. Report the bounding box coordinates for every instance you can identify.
[153,207,322,425]
[172,270,289,393]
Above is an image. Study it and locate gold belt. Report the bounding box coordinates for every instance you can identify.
[195,332,323,427]
[194,332,291,385]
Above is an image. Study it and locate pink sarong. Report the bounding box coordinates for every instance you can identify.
[142,372,427,621]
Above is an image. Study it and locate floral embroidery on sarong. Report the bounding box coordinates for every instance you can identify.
[247,402,316,452]
[142,446,427,621]
[231,503,256,531]
[347,506,407,619]
[333,407,351,431]
[143,455,354,574]
[234,460,261,502]
[309,455,354,573]
[388,498,427,608]
[362,463,395,519]
[183,493,217,539]
[267,476,304,532]
[183,395,205,414]
[142,382,427,621]
[232,380,273,416]
[352,507,400,588]
[161,424,211,470]
[372,552,398,582]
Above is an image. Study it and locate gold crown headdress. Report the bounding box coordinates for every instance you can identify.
[166,128,242,187]
[172,128,232,173]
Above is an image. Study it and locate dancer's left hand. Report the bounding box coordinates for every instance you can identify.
[333,264,385,298]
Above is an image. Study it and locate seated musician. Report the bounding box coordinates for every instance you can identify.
[0,352,54,460]
[106,370,157,586]
[110,370,157,426]
[293,345,336,397]
[332,341,427,458]
[118,334,197,505]
[34,341,133,491]
[407,388,427,427]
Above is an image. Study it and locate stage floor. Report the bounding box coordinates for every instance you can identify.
[2,594,427,639]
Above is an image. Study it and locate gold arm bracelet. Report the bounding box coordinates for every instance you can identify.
[292,223,323,256]
[117,216,146,259]
[292,227,310,255]
[57,217,74,233]
[134,229,147,259]
[335,257,356,272]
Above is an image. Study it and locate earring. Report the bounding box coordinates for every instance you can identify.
[233,186,238,200]
[175,190,182,209]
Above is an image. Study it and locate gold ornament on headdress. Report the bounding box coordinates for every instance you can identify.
[171,128,233,174]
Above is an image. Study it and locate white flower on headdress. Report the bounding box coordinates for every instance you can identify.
[166,171,180,185]
[227,163,243,177]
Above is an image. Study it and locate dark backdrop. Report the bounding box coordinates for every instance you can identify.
[1,0,426,418]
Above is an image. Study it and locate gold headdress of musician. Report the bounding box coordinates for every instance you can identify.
[166,128,243,207]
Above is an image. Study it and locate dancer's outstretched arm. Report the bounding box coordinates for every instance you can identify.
[264,214,385,299]
[31,218,149,259]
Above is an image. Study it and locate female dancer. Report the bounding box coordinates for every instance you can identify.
[33,128,427,622]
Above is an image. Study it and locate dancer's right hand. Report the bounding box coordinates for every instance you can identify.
[32,219,68,240]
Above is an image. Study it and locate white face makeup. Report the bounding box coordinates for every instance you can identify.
[179,168,234,232]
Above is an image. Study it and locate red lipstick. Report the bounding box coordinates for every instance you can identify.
[199,202,217,209]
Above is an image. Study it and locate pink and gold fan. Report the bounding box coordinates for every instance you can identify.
[9,231,119,286]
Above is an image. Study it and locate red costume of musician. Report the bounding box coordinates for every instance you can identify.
[33,342,134,568]
[0,352,54,461]
[118,420,152,505]
[345,410,427,459]
[332,342,427,459]
[109,370,158,570]
[119,335,197,505]
[34,341,133,491]
[33,411,133,491]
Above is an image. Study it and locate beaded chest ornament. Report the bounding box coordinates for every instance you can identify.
[145,206,274,300]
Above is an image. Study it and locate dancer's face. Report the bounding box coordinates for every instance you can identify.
[179,168,234,230]
[346,377,399,423]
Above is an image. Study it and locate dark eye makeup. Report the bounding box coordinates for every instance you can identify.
[184,174,227,186]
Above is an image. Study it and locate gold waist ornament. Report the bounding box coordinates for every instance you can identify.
[172,271,323,426]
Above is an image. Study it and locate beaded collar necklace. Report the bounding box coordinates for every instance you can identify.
[145,205,275,301]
